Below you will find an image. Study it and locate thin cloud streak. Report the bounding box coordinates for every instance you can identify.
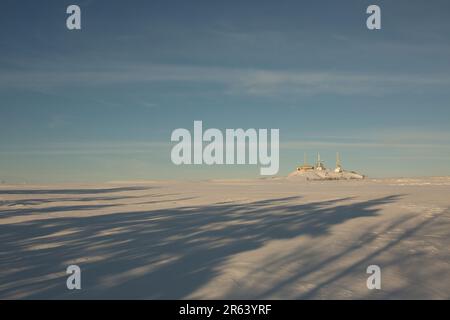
[2,63,450,96]
[281,141,450,150]
[2,136,450,156]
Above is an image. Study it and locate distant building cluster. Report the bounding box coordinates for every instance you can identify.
[297,152,343,173]
[291,153,365,180]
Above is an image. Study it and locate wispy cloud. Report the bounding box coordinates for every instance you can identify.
[281,130,450,150]
[2,62,450,96]
[280,140,450,150]
[0,141,169,155]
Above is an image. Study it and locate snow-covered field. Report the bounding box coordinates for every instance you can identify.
[1,177,450,299]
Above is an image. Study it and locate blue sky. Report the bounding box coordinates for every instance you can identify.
[1,0,450,182]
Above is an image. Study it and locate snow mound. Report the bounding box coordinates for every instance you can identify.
[287,169,365,181]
